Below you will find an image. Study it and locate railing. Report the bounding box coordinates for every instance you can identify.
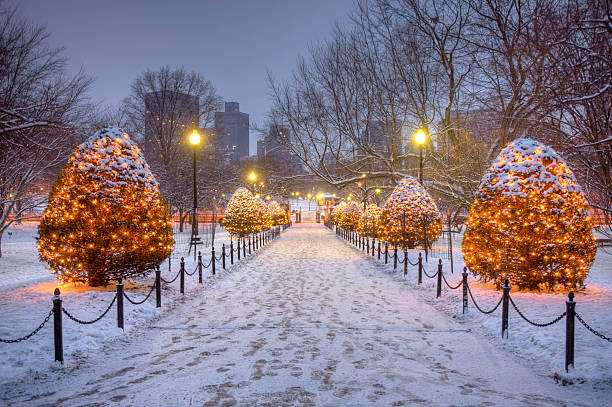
[330,223,611,373]
[0,222,291,364]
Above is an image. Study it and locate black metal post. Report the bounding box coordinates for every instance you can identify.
[243,237,246,257]
[436,259,442,298]
[393,246,398,271]
[462,267,468,313]
[565,291,576,372]
[116,277,124,330]
[53,288,63,364]
[192,144,198,238]
[378,241,381,260]
[231,240,235,264]
[211,247,216,275]
[180,257,185,295]
[502,279,510,338]
[372,239,375,257]
[237,239,241,260]
[366,238,369,253]
[404,246,408,277]
[222,244,226,270]
[423,214,429,262]
[198,251,203,283]
[385,243,388,264]
[418,253,423,284]
[155,266,161,308]
[248,236,252,254]
[419,143,423,185]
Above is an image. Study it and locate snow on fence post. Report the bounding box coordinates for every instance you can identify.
[211,247,216,275]
[198,251,203,283]
[501,279,511,338]
[462,268,468,313]
[155,266,161,308]
[436,260,442,298]
[180,257,185,295]
[566,291,576,372]
[116,278,124,330]
[53,288,63,364]
[418,253,423,285]
[222,244,226,270]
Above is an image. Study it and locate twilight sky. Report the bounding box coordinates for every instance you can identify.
[12,0,354,154]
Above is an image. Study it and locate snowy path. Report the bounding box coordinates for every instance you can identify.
[2,224,593,406]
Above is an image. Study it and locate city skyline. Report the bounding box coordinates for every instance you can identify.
[10,0,354,154]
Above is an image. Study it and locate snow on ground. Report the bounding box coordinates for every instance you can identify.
[0,224,598,406]
[335,227,612,401]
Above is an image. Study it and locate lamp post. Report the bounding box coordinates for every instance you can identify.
[189,130,201,237]
[414,129,427,185]
[249,171,256,194]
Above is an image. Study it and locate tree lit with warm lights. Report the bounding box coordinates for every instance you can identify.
[256,199,274,231]
[378,177,442,247]
[463,139,596,290]
[331,201,348,225]
[358,204,382,238]
[268,200,288,225]
[38,127,173,286]
[223,187,261,237]
[337,201,361,231]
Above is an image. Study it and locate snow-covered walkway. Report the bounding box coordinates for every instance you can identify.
[1,224,597,406]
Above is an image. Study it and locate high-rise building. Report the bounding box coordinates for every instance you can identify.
[144,91,199,164]
[214,102,249,164]
[257,124,302,172]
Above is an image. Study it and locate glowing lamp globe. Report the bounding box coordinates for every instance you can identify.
[189,131,201,145]
[414,129,427,145]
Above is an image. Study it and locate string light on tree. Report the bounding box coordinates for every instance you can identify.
[378,176,442,247]
[223,187,261,237]
[337,201,362,231]
[37,127,173,286]
[462,138,596,290]
[358,204,382,238]
[255,198,274,231]
[268,200,288,225]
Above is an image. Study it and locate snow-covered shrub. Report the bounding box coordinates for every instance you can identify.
[463,138,596,290]
[378,176,442,247]
[357,204,382,238]
[268,200,288,225]
[337,201,362,231]
[38,127,173,286]
[331,201,348,225]
[256,199,274,231]
[223,187,261,237]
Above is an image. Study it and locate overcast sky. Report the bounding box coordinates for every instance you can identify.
[12,0,354,154]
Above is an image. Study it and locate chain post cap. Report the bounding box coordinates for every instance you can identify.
[156,265,160,270]
[504,278,510,286]
[181,257,185,262]
[118,277,123,285]
[568,291,574,301]
[54,287,60,296]
[439,259,442,265]
[463,266,467,273]
[418,252,422,258]
[198,251,201,255]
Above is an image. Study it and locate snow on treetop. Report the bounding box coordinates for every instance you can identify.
[479,138,581,199]
[69,126,158,191]
[384,176,439,218]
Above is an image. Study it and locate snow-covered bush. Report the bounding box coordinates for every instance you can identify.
[337,201,362,231]
[463,138,596,290]
[357,204,382,238]
[268,200,288,225]
[331,201,348,225]
[378,177,442,247]
[223,187,261,237]
[38,127,173,286]
[256,199,274,231]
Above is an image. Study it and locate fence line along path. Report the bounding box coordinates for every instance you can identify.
[2,224,590,406]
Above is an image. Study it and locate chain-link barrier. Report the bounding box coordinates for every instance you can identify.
[123,285,155,305]
[508,296,566,327]
[576,313,612,342]
[63,294,117,325]
[441,273,462,290]
[466,283,503,314]
[160,270,181,284]
[0,309,53,343]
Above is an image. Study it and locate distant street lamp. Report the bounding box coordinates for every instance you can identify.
[414,129,427,185]
[189,130,201,236]
[249,171,256,194]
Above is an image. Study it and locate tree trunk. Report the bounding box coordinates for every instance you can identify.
[0,230,3,258]
[179,207,184,233]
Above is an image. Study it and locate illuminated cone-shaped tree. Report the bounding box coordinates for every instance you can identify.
[256,199,274,231]
[268,200,288,225]
[378,177,442,247]
[332,201,348,225]
[358,204,382,238]
[463,138,596,290]
[223,187,261,237]
[337,201,362,231]
[38,127,173,286]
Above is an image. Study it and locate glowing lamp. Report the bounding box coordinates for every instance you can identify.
[189,130,201,145]
[414,129,427,145]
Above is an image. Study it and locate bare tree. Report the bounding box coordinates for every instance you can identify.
[0,6,92,257]
[123,66,222,228]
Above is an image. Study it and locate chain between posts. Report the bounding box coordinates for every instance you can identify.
[441,273,463,290]
[576,313,612,342]
[62,294,117,325]
[466,283,503,314]
[123,284,156,305]
[507,296,567,327]
[0,309,53,343]
[422,266,438,279]
[160,269,181,284]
